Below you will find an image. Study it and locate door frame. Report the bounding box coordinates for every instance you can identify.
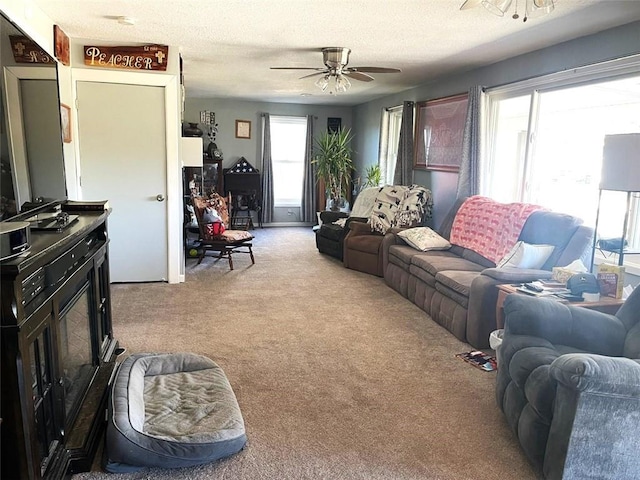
[71,68,183,283]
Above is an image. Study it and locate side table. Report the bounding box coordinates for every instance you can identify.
[495,283,624,329]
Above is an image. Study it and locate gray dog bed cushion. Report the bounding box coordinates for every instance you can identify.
[105,352,246,473]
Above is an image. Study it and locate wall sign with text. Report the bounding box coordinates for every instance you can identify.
[9,36,55,64]
[83,44,169,71]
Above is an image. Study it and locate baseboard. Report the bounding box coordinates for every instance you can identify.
[262,222,314,227]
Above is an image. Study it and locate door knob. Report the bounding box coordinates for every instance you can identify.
[156,194,165,202]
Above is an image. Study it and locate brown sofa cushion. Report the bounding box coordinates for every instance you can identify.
[435,270,481,298]
[347,234,384,255]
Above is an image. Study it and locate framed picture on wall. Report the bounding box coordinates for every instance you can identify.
[414,93,468,172]
[327,117,342,133]
[235,119,251,139]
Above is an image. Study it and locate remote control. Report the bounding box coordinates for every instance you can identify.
[524,283,544,292]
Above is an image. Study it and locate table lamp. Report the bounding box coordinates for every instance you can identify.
[590,133,640,270]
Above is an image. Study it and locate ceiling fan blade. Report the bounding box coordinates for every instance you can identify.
[344,71,375,82]
[348,66,402,73]
[270,67,326,71]
[299,71,327,80]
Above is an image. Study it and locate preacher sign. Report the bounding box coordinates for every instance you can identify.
[84,44,169,71]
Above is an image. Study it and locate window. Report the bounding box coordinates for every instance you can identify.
[379,105,403,184]
[483,56,640,269]
[270,115,308,207]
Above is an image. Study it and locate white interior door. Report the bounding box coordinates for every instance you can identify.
[76,81,167,282]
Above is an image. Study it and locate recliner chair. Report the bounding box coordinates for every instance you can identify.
[314,187,379,260]
[496,286,640,479]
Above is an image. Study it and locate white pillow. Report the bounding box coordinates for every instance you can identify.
[397,227,451,252]
[497,241,555,269]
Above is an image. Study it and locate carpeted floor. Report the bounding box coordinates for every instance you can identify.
[73,227,539,480]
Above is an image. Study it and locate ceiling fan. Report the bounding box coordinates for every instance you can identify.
[271,47,401,92]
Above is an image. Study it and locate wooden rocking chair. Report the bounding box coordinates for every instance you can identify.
[191,193,255,270]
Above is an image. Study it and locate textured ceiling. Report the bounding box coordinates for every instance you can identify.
[31,0,640,106]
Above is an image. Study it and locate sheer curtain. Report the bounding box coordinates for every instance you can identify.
[378,109,390,182]
[456,86,484,198]
[301,115,316,223]
[261,113,274,224]
[393,100,414,186]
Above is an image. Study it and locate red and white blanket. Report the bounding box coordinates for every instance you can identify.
[449,196,545,264]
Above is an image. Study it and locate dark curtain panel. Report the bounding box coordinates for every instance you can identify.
[393,100,415,186]
[261,113,274,223]
[301,115,316,223]
[456,85,484,198]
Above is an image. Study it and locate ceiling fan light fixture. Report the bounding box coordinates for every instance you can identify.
[481,0,513,16]
[335,74,351,93]
[315,75,330,91]
[529,0,555,17]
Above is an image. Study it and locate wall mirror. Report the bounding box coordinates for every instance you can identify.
[1,12,67,220]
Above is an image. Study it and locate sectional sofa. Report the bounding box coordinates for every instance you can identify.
[382,196,594,349]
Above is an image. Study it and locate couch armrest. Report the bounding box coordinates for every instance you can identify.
[481,267,552,282]
[345,216,368,230]
[348,220,377,237]
[551,354,640,397]
[503,294,627,356]
[319,211,348,224]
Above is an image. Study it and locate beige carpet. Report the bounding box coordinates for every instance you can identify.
[73,227,539,480]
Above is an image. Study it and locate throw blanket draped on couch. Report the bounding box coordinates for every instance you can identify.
[370,185,433,234]
[450,196,545,264]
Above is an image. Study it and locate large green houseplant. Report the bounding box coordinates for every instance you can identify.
[313,128,354,210]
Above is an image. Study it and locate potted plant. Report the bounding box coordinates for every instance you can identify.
[363,164,382,188]
[313,128,354,211]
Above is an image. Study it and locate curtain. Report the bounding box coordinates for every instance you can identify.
[378,109,390,183]
[261,113,274,224]
[301,115,316,223]
[393,100,414,186]
[456,85,484,198]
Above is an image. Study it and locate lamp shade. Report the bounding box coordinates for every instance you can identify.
[600,133,640,192]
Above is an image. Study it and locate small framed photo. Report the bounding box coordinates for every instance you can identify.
[235,119,251,139]
[60,103,71,143]
[54,25,70,66]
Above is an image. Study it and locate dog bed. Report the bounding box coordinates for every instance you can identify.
[104,352,246,473]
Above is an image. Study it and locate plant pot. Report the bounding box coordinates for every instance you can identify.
[182,122,203,137]
[328,197,343,211]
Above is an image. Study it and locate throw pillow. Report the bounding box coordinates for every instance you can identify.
[497,241,555,269]
[398,227,451,252]
[202,206,223,224]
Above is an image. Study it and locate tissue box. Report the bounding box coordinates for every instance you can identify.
[552,267,576,284]
[597,263,625,299]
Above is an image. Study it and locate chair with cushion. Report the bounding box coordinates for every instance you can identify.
[343,184,433,276]
[496,287,640,480]
[105,352,247,473]
[192,193,255,270]
[315,186,379,260]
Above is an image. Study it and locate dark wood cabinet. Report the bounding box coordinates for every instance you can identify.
[1,202,120,479]
[224,158,262,228]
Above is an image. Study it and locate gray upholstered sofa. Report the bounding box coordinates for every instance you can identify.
[382,197,593,348]
[496,289,640,480]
